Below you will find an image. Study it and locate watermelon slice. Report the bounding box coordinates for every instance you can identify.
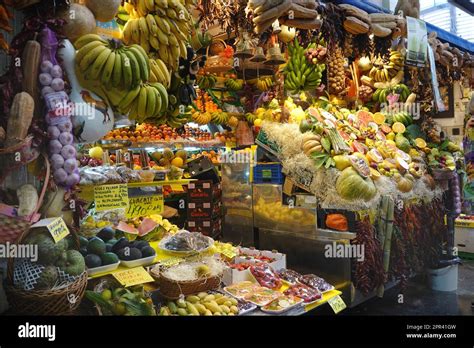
[138,218,159,237]
[116,221,139,241]
[308,107,324,122]
[356,110,374,127]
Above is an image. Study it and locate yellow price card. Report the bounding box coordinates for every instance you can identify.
[113,267,154,287]
[94,184,129,212]
[328,295,346,314]
[126,194,164,218]
[30,217,70,243]
[160,257,183,267]
[170,184,184,192]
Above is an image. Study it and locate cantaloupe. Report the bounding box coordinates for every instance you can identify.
[84,0,121,23]
[60,4,97,42]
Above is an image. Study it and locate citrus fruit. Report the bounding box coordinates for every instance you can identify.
[392,122,406,134]
[414,138,427,149]
[171,157,184,168]
[254,119,262,127]
[89,146,104,159]
[373,112,386,125]
[370,168,381,180]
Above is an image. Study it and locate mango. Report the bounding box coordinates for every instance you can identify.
[177,308,188,316]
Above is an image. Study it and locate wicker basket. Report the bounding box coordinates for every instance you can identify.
[5,221,88,315]
[205,39,233,74]
[0,153,49,244]
[151,268,222,300]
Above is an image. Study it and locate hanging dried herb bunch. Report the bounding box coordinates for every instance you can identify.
[316,2,345,49]
[373,36,391,59]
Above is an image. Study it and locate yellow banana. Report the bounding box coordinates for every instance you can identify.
[123,50,141,87]
[149,70,158,83]
[144,0,155,12]
[149,36,160,50]
[151,85,162,117]
[137,0,148,17]
[166,8,177,19]
[155,58,170,86]
[146,14,159,36]
[75,41,106,67]
[168,33,179,48]
[111,49,123,87]
[168,19,186,41]
[79,45,108,72]
[74,34,106,50]
[178,39,187,60]
[130,19,141,43]
[122,20,133,45]
[140,34,150,53]
[101,51,116,86]
[138,17,149,39]
[145,85,156,117]
[88,47,112,80]
[129,98,139,120]
[121,51,133,87]
[156,30,169,45]
[155,15,171,35]
[137,85,148,117]
[154,0,168,9]
[118,84,140,111]
[128,45,150,82]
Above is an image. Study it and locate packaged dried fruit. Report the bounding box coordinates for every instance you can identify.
[224,281,260,299]
[261,295,303,314]
[244,287,283,307]
[299,274,334,292]
[249,263,282,290]
[284,284,322,303]
[276,269,302,285]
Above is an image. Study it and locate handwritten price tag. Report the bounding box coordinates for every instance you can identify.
[220,249,237,259]
[328,295,346,314]
[31,217,70,243]
[113,267,154,287]
[94,184,129,212]
[126,194,164,218]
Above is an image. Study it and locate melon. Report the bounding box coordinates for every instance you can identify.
[59,4,97,42]
[336,167,377,201]
[84,0,120,22]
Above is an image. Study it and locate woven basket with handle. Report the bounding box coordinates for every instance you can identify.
[150,268,221,300]
[0,152,49,244]
[205,39,233,74]
[5,224,88,315]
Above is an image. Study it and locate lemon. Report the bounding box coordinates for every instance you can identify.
[254,119,263,127]
[171,157,184,168]
[89,146,104,160]
[101,289,112,301]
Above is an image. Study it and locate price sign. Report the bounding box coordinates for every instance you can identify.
[328,295,346,314]
[113,267,154,287]
[170,184,184,192]
[94,184,129,212]
[160,257,183,267]
[126,194,164,218]
[30,217,70,243]
[220,248,237,259]
[262,169,272,179]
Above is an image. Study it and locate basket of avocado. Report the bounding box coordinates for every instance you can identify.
[6,226,88,315]
[86,277,156,316]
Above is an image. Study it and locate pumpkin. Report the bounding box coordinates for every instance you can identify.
[397,175,414,193]
[423,174,435,190]
[326,214,348,231]
[336,167,377,201]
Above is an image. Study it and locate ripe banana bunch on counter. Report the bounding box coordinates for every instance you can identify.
[192,111,212,125]
[257,77,273,91]
[301,132,323,156]
[225,78,244,91]
[74,34,150,88]
[211,111,229,125]
[114,82,169,122]
[148,58,171,88]
[197,74,217,89]
[122,0,192,71]
[368,50,404,83]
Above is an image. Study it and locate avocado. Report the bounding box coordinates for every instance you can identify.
[133,240,150,250]
[85,254,102,268]
[107,238,118,246]
[111,237,130,254]
[79,247,88,257]
[117,247,142,261]
[106,244,112,252]
[79,236,89,248]
[101,252,119,265]
[65,236,75,250]
[141,246,156,257]
[87,237,106,256]
[97,227,115,242]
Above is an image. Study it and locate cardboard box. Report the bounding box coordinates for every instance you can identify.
[187,201,222,219]
[455,219,474,253]
[222,268,253,287]
[187,180,222,202]
[186,216,222,238]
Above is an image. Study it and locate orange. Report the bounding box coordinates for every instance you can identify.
[373,112,386,125]
[392,122,406,134]
[414,138,427,149]
[171,157,184,168]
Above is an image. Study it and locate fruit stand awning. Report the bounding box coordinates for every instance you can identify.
[331,0,474,54]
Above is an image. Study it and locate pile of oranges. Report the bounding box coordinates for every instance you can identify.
[195,90,220,113]
[190,150,220,164]
[103,124,180,142]
[214,130,236,144]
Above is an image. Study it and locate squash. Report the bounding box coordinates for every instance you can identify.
[17,184,38,217]
[5,92,35,147]
[326,214,348,231]
[22,40,41,116]
[336,167,377,201]
[84,0,120,23]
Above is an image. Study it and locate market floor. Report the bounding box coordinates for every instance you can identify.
[345,260,474,316]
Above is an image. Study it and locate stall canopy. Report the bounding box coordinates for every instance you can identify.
[331,0,474,54]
